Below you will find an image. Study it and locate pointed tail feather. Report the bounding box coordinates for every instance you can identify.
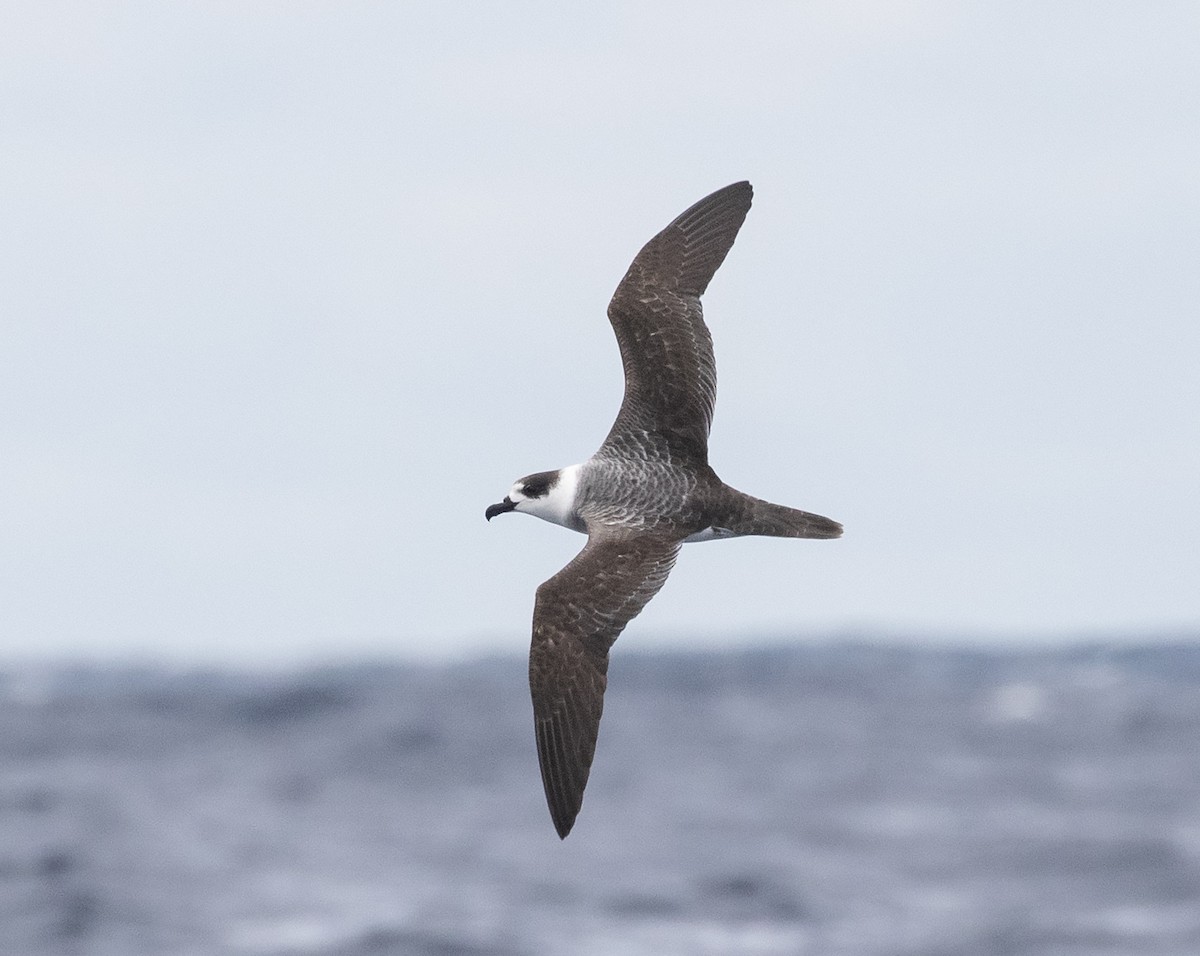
[718,490,843,540]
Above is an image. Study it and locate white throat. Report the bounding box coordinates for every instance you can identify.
[517,463,583,531]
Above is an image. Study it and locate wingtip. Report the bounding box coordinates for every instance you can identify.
[704,179,753,212]
[553,815,575,840]
[717,179,753,207]
[547,792,579,839]
[546,776,582,839]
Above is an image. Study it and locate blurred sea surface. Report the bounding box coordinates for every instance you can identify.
[2,641,1199,956]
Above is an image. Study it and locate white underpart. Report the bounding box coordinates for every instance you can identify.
[683,526,740,543]
[513,463,583,531]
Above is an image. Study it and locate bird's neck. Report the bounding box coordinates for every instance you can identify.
[525,463,586,532]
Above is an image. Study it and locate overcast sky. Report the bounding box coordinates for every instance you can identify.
[2,3,1197,665]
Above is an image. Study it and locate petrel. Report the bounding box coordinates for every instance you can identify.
[486,181,842,838]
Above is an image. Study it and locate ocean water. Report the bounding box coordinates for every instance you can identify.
[1,642,1199,956]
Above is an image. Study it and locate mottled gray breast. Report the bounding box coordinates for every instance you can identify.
[575,458,717,536]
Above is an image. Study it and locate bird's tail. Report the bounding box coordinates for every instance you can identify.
[717,488,843,540]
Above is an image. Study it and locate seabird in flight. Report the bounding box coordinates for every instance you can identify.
[486,181,842,838]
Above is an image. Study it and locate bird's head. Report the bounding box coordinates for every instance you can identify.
[485,466,583,531]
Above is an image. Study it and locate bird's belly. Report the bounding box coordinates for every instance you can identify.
[682,525,740,543]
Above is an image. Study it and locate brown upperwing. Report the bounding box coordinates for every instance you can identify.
[600,181,753,466]
[528,532,681,838]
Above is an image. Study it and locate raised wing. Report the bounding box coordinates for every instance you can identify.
[600,181,753,465]
[529,533,681,838]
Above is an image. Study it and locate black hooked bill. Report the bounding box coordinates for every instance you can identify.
[485,497,516,521]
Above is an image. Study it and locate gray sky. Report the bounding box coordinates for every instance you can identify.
[2,3,1197,665]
